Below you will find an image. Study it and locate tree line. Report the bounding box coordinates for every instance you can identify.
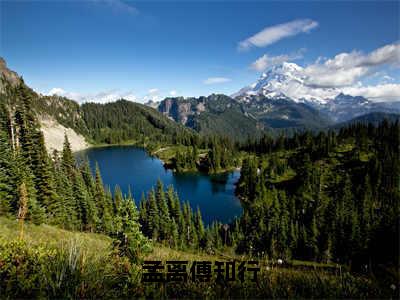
[0,83,238,255]
[138,179,242,251]
[235,120,399,271]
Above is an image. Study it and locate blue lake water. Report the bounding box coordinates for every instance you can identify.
[76,146,242,224]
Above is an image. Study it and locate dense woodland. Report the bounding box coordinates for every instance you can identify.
[0,82,399,298]
[0,83,232,256]
[236,122,399,270]
[137,180,240,251]
[0,85,146,251]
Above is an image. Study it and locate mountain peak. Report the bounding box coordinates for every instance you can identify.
[280,61,303,71]
[233,61,307,102]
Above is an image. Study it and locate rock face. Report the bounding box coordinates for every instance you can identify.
[0,58,21,89]
[39,117,90,152]
[158,97,196,125]
[0,57,91,152]
[144,99,160,109]
[157,94,262,140]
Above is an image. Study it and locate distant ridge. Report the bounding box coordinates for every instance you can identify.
[333,112,400,129]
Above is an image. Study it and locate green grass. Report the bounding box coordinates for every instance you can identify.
[335,143,354,153]
[0,217,389,299]
[0,216,112,251]
[269,168,297,183]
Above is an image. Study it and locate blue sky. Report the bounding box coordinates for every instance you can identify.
[1,0,399,103]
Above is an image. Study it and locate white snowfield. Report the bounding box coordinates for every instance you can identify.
[39,116,90,153]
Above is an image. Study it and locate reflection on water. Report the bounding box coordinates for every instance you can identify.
[76,146,242,224]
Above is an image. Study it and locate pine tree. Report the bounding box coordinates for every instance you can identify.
[170,218,179,248]
[155,180,170,241]
[94,164,113,233]
[0,129,16,215]
[195,206,205,247]
[114,185,123,214]
[62,134,75,173]
[138,193,148,235]
[31,131,57,210]
[71,170,93,231]
[147,189,159,240]
[118,192,149,262]
[14,85,38,167]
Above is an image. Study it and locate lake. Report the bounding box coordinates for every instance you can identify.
[76,146,242,224]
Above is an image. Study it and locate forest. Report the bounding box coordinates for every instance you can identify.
[0,82,399,298]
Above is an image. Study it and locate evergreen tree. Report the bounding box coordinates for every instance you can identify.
[94,164,113,233]
[147,189,159,240]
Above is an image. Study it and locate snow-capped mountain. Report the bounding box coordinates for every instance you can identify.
[233,62,400,122]
[233,62,337,104]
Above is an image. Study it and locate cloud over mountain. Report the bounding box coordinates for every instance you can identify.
[44,88,137,103]
[242,42,400,102]
[302,43,400,88]
[251,49,305,71]
[238,19,318,51]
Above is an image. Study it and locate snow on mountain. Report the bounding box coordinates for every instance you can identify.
[233,62,400,122]
[233,62,340,104]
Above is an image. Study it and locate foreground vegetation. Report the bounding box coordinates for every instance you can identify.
[0,217,391,299]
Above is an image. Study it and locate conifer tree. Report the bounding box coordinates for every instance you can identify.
[31,131,57,210]
[0,130,16,215]
[94,164,113,233]
[147,189,159,240]
[155,180,170,241]
[138,193,148,235]
[62,134,75,173]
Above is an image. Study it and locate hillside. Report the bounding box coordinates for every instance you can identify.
[0,217,386,299]
[81,99,195,146]
[240,94,332,131]
[157,93,333,139]
[158,94,264,140]
[0,58,197,153]
[334,112,400,128]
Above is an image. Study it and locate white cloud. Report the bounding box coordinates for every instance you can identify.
[242,42,400,102]
[238,19,318,51]
[44,88,137,103]
[143,88,162,102]
[251,49,305,71]
[381,75,395,83]
[99,0,138,15]
[342,83,400,101]
[302,43,400,88]
[148,88,159,94]
[203,77,231,85]
[169,90,177,96]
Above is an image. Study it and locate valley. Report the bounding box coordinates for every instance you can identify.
[0,58,398,298]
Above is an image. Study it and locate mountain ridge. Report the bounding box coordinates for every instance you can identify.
[0,58,196,152]
[233,62,400,122]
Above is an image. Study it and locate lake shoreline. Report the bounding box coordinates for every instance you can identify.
[76,145,243,224]
[77,142,242,175]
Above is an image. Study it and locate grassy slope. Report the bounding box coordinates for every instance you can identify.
[0,217,112,254]
[0,217,387,299]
